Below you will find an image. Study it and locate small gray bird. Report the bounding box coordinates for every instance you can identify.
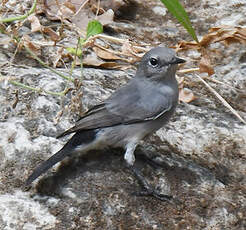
[26,47,185,200]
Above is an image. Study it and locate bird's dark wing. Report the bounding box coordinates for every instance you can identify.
[57,79,173,138]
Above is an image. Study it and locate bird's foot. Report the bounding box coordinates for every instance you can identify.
[128,165,173,202]
[134,185,172,202]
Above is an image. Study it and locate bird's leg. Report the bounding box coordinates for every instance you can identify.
[124,142,172,201]
[136,151,165,169]
[124,141,137,166]
[128,165,172,202]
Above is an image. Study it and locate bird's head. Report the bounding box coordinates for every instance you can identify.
[136,47,185,81]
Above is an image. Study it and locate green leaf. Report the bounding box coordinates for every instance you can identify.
[66,47,82,57]
[79,37,86,46]
[160,0,198,42]
[86,20,103,40]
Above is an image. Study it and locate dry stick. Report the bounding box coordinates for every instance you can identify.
[203,76,244,93]
[179,68,243,92]
[179,68,199,73]
[95,0,101,18]
[74,0,90,17]
[195,74,246,124]
[95,34,151,49]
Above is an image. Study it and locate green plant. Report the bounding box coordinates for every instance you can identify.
[160,0,198,42]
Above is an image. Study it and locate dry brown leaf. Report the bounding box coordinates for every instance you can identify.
[72,11,91,34]
[174,41,199,51]
[81,53,130,70]
[28,15,42,32]
[90,3,105,15]
[176,26,246,75]
[64,1,77,12]
[53,47,71,68]
[43,0,79,20]
[99,62,128,69]
[176,26,246,50]
[22,35,41,56]
[199,48,214,76]
[199,56,214,76]
[93,47,121,60]
[121,41,144,58]
[200,26,246,46]
[179,88,196,103]
[42,0,114,32]
[178,77,196,103]
[42,27,60,42]
[72,9,114,32]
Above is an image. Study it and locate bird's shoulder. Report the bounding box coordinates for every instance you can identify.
[105,78,174,121]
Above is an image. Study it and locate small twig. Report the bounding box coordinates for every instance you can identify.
[9,80,68,96]
[179,68,243,92]
[0,67,71,97]
[95,0,101,18]
[195,74,246,124]
[0,0,37,23]
[74,0,90,17]
[178,68,199,73]
[203,76,244,93]
[94,34,150,48]
[24,45,74,82]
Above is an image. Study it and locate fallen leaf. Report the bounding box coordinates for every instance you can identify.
[93,47,122,60]
[200,26,246,46]
[99,62,127,69]
[175,26,246,76]
[28,15,42,32]
[97,9,114,25]
[41,27,60,42]
[22,35,41,56]
[179,87,196,103]
[64,1,76,12]
[176,26,246,50]
[53,47,72,67]
[199,48,214,76]
[81,52,130,69]
[178,77,196,103]
[121,40,145,58]
[43,0,78,20]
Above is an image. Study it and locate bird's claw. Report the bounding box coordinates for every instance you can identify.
[133,188,173,202]
[128,164,174,202]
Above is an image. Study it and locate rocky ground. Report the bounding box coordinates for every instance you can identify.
[0,0,246,229]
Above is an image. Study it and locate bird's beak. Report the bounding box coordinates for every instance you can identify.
[173,57,186,64]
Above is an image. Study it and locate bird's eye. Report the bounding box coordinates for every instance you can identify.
[149,57,159,67]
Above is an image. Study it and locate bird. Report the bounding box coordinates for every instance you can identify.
[25,47,185,200]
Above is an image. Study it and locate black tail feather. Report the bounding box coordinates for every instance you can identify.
[25,130,97,185]
[25,147,71,185]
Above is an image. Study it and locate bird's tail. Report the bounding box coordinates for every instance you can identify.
[25,145,73,185]
[25,130,97,185]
